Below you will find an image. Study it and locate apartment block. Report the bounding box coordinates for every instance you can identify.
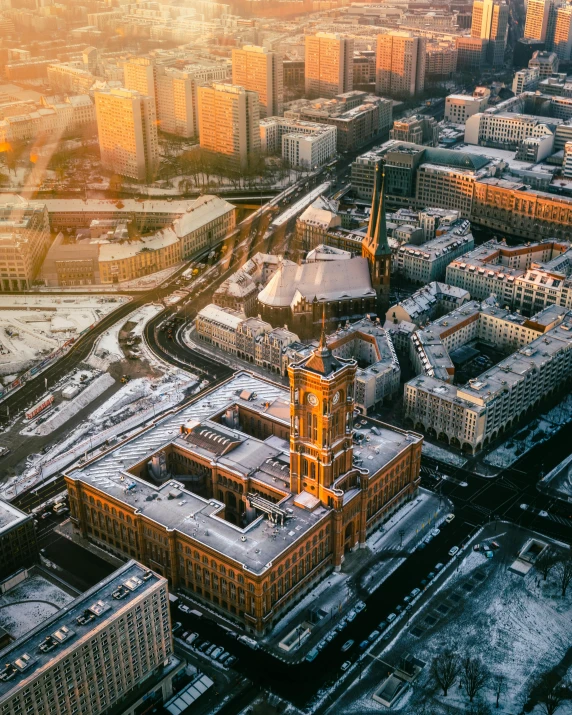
[445,91,490,124]
[94,88,159,181]
[390,115,439,146]
[405,304,572,453]
[512,67,540,93]
[395,222,474,283]
[0,561,174,715]
[198,83,261,169]
[376,33,426,97]
[464,111,560,150]
[0,199,50,292]
[524,0,554,41]
[260,117,336,168]
[425,41,458,79]
[305,33,354,99]
[471,0,509,66]
[232,45,283,118]
[455,37,488,72]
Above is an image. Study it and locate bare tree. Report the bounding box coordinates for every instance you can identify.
[537,680,569,715]
[461,656,489,702]
[536,548,559,581]
[430,649,460,697]
[491,673,506,709]
[555,551,572,597]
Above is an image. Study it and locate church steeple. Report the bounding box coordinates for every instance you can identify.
[362,162,391,316]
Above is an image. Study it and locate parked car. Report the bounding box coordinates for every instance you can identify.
[306,648,319,662]
[368,630,380,643]
[490,541,501,550]
[424,534,433,544]
[341,640,354,652]
[445,513,455,523]
[430,528,440,537]
[359,640,370,651]
[186,632,199,645]
[417,542,426,550]
[396,605,403,613]
[326,632,337,642]
[178,604,191,614]
[341,661,351,672]
[448,546,460,557]
[317,640,328,651]
[172,621,182,634]
[346,610,357,622]
[435,563,444,571]
[378,621,387,631]
[387,613,397,623]
[198,641,211,652]
[205,644,217,656]
[225,656,238,668]
[211,647,224,660]
[355,601,366,613]
[410,588,421,598]
[428,571,436,580]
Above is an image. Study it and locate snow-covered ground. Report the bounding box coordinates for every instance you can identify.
[485,394,572,469]
[422,441,468,468]
[21,372,115,437]
[0,573,73,639]
[0,295,128,377]
[331,526,572,715]
[87,302,162,371]
[1,369,200,499]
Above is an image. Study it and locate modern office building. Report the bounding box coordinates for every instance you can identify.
[529,49,559,76]
[512,67,541,93]
[0,560,175,715]
[94,87,159,181]
[260,117,337,168]
[305,33,354,99]
[390,115,439,146]
[444,90,490,123]
[455,37,488,72]
[552,4,572,60]
[471,0,509,66]
[0,500,37,578]
[376,33,426,97]
[198,83,261,169]
[232,45,283,118]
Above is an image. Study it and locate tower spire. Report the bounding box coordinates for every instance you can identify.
[362,160,392,316]
[318,302,327,350]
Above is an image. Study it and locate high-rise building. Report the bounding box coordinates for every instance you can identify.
[232,45,283,118]
[197,83,261,168]
[305,33,354,99]
[123,56,156,99]
[553,4,572,60]
[0,560,175,715]
[375,33,426,97]
[94,87,159,181]
[471,0,509,66]
[524,0,554,41]
[0,500,37,578]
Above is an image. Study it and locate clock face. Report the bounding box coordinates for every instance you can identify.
[307,393,319,407]
[332,391,340,405]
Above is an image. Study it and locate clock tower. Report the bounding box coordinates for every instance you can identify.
[288,313,357,504]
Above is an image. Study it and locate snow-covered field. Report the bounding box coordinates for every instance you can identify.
[0,573,73,639]
[333,526,572,715]
[485,394,572,469]
[87,303,162,371]
[0,295,128,377]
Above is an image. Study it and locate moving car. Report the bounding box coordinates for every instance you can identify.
[178,604,191,614]
[341,661,351,672]
[341,640,354,652]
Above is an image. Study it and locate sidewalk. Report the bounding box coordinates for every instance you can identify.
[262,489,448,661]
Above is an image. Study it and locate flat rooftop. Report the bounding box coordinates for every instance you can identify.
[0,562,161,701]
[0,501,29,533]
[67,372,420,574]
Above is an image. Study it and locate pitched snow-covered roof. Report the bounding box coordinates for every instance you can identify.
[258,257,374,308]
[172,195,235,238]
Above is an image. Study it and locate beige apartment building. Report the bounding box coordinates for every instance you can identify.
[376,33,426,97]
[471,0,509,67]
[305,33,354,99]
[232,45,283,118]
[524,0,553,41]
[198,83,261,169]
[94,87,159,181]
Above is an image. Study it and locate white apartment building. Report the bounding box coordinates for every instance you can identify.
[195,304,245,354]
[395,221,474,283]
[260,117,336,167]
[512,67,540,94]
[305,33,354,99]
[444,92,489,124]
[464,111,560,149]
[232,45,283,118]
[0,561,174,715]
[405,304,572,452]
[94,87,159,181]
[376,33,426,97]
[198,83,261,169]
